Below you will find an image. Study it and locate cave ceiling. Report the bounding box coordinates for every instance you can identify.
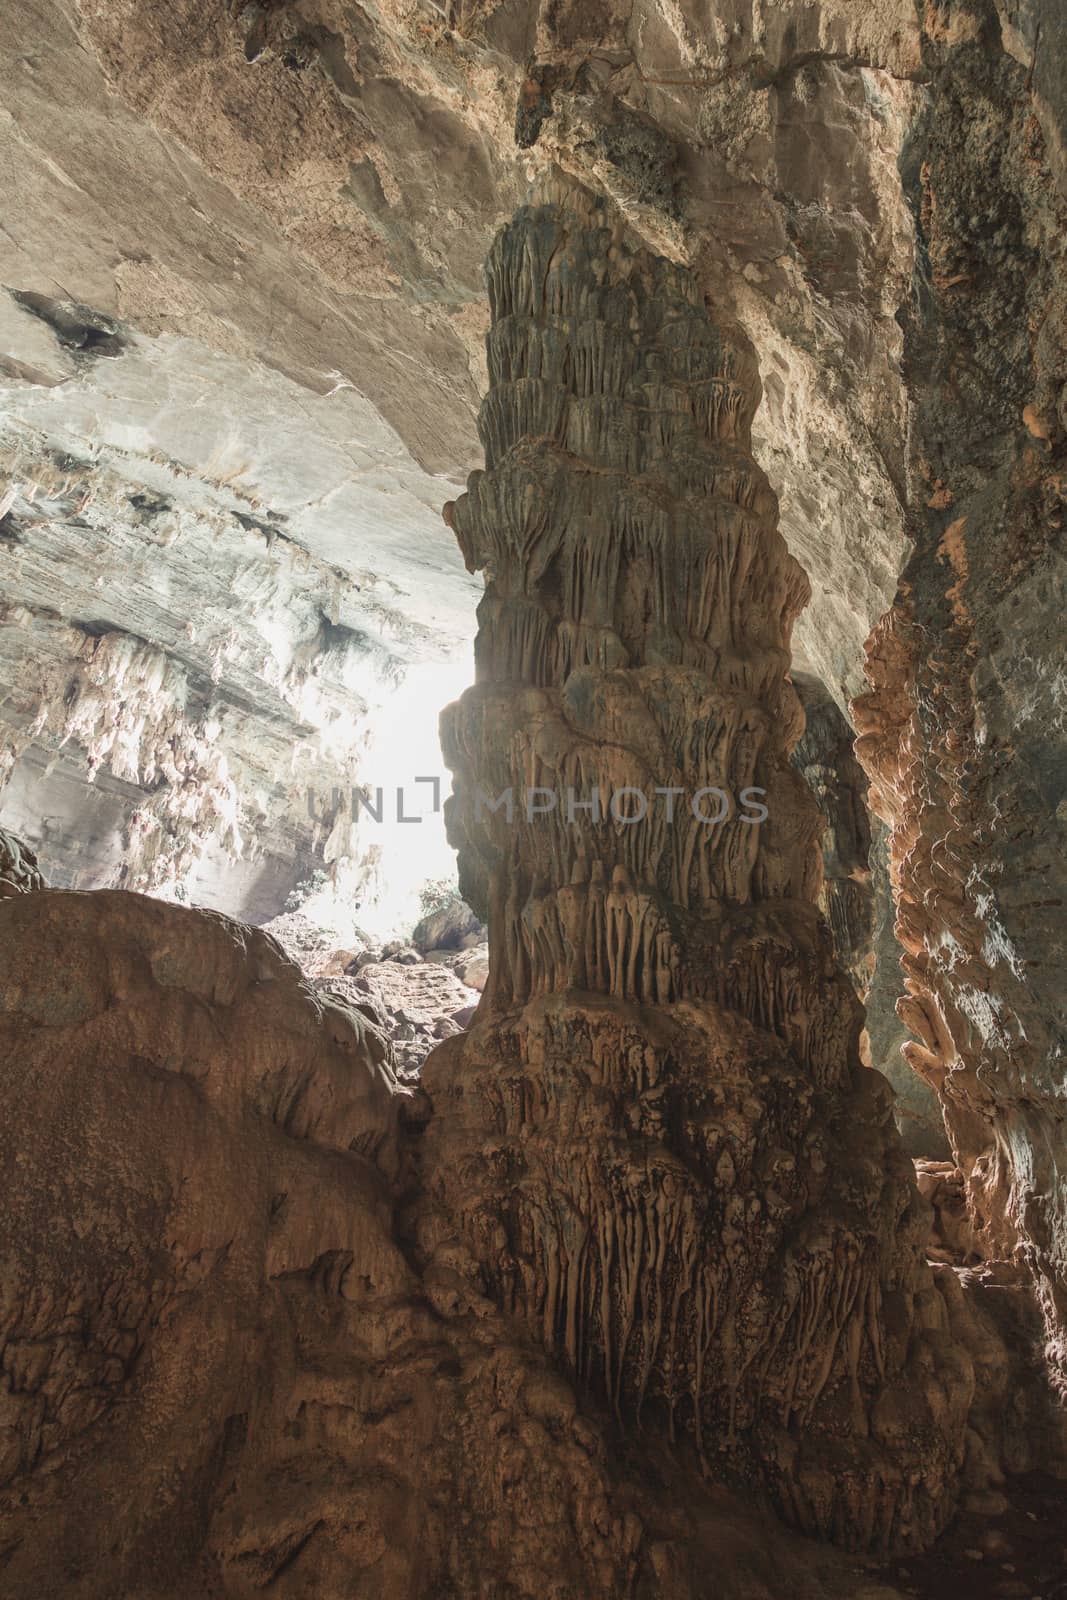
[0,0,956,913]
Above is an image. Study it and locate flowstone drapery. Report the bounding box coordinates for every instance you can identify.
[420,179,971,1555]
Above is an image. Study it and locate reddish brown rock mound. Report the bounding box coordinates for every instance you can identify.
[0,886,914,1599]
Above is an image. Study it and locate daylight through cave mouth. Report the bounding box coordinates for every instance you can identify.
[296,652,476,945]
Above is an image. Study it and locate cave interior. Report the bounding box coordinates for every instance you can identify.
[1,1,1066,1596]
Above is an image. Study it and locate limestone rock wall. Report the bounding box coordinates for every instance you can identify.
[0,340,479,918]
[0,0,924,914]
[867,820,953,1161]
[790,673,877,997]
[0,889,402,1592]
[790,676,950,1158]
[3,0,1067,1570]
[421,180,972,1555]
[0,888,639,1598]
[853,1,1067,1384]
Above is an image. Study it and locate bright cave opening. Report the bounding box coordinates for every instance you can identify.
[292,651,476,947]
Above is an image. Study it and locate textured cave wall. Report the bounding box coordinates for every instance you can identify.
[0,2,491,915]
[2,0,1066,1558]
[419,177,972,1556]
[0,320,480,917]
[0,879,1009,1599]
[854,0,1067,1377]
[0,827,44,898]
[3,0,1067,1415]
[867,819,952,1161]
[1,0,925,916]
[791,674,949,1158]
[0,886,681,1599]
[791,673,877,999]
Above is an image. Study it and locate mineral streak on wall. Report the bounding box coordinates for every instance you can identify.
[421,177,972,1555]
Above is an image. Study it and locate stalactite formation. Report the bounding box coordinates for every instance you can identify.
[420,178,972,1555]
[0,829,44,898]
[851,9,1067,1406]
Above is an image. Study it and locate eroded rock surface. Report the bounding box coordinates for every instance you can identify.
[1,0,919,913]
[853,1,1067,1388]
[0,888,405,1592]
[791,674,876,1000]
[1,886,944,1600]
[339,957,479,1077]
[2,0,1067,1588]
[0,828,44,899]
[422,180,972,1554]
[411,894,486,952]
[791,676,949,1158]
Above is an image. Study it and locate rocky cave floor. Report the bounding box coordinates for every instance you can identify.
[261,894,489,1081]
[879,1473,1067,1600]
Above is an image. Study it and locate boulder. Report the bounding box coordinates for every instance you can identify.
[380,941,423,965]
[259,910,367,978]
[454,943,489,992]
[353,961,477,1031]
[411,896,485,953]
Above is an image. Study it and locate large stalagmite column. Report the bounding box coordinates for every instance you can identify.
[420,179,970,1555]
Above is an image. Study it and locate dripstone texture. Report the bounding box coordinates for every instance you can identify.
[2,887,972,1599]
[791,676,949,1158]
[421,181,972,1554]
[0,828,44,899]
[791,674,876,1003]
[3,0,1067,1586]
[853,0,1067,1387]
